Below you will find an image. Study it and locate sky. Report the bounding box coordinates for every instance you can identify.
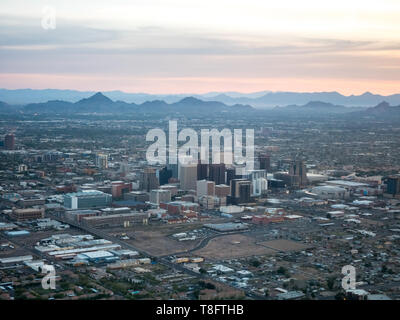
[1,0,400,95]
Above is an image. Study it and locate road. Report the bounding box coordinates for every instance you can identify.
[49,213,266,300]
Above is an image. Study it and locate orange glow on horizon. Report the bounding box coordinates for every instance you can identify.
[1,73,400,96]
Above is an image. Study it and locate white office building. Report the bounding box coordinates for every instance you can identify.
[150,189,171,205]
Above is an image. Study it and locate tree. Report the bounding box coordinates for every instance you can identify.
[277,266,287,275]
[250,259,261,268]
[204,283,216,290]
[327,276,336,290]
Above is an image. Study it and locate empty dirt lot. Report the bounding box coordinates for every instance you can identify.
[193,234,277,260]
[126,230,202,257]
[258,239,311,252]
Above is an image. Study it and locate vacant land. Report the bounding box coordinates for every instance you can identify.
[258,239,311,252]
[126,230,202,257]
[193,234,276,260]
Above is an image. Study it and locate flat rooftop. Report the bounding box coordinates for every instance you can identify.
[325,180,368,187]
[203,222,249,232]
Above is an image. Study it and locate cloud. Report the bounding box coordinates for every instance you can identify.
[0,15,119,47]
[1,13,399,59]
[1,1,400,93]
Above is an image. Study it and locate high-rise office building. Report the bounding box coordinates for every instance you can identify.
[259,154,271,172]
[4,133,15,150]
[208,164,226,185]
[158,167,173,185]
[140,167,160,192]
[150,189,172,205]
[230,178,252,204]
[196,180,215,197]
[226,168,236,186]
[289,160,308,187]
[247,170,268,196]
[159,185,178,197]
[197,163,209,181]
[167,163,178,178]
[179,163,197,191]
[215,184,230,201]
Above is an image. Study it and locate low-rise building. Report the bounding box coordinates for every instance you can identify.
[11,207,45,221]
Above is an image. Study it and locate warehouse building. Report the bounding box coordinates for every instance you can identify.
[82,212,149,227]
[203,222,249,232]
[65,209,100,223]
[0,255,33,265]
[311,185,347,199]
[77,250,119,263]
[160,201,199,215]
[4,230,31,237]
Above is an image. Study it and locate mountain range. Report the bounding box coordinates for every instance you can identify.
[360,101,400,117]
[273,101,365,114]
[273,100,400,117]
[0,92,253,115]
[202,91,400,108]
[3,88,400,107]
[1,92,400,118]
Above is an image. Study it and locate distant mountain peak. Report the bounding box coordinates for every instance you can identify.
[374,101,390,108]
[177,96,203,104]
[78,92,113,104]
[91,92,113,101]
[363,100,400,116]
[361,91,375,97]
[303,101,336,108]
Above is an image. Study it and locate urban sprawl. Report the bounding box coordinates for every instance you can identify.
[1,102,400,301]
